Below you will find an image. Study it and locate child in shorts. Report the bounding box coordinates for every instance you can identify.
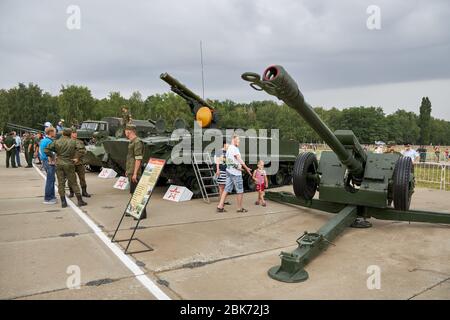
[253,160,268,206]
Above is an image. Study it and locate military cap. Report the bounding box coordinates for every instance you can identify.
[71,126,77,133]
[63,128,73,136]
[125,124,136,131]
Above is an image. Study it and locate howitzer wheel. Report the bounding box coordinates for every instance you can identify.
[293,152,319,200]
[392,156,414,211]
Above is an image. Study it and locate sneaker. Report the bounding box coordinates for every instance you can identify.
[43,199,57,205]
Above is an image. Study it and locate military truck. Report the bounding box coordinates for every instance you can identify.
[82,117,157,171]
[77,117,156,144]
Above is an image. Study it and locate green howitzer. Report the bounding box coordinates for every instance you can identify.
[160,73,218,128]
[242,65,450,283]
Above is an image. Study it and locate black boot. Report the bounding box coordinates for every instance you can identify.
[76,194,87,207]
[61,196,68,208]
[68,188,74,198]
[81,187,91,198]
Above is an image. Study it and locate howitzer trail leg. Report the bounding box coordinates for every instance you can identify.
[368,208,450,225]
[268,205,357,283]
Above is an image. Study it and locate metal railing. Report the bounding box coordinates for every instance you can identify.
[414,162,449,191]
[299,144,450,191]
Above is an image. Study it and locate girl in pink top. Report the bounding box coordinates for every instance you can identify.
[253,160,269,206]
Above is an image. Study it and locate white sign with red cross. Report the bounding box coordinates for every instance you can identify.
[98,168,118,179]
[113,176,129,190]
[163,185,193,202]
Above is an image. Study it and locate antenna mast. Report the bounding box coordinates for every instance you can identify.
[200,40,205,99]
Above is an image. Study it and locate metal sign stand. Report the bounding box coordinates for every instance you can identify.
[111,199,153,255]
[111,158,166,255]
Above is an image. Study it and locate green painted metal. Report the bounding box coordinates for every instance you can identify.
[268,205,358,283]
[160,72,215,112]
[265,191,346,214]
[242,66,365,181]
[243,65,449,283]
[241,65,405,208]
[368,208,450,224]
[266,191,450,282]
[318,151,400,207]
[266,191,450,225]
[100,73,300,196]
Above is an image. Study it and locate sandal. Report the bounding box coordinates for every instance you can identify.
[224,201,231,205]
[217,207,227,213]
[255,201,260,205]
[237,208,248,213]
[262,202,267,207]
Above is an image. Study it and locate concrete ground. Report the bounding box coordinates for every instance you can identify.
[0,151,449,300]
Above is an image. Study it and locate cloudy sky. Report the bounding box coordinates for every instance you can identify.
[1,0,449,119]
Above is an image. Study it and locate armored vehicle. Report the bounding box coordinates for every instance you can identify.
[101,73,300,197]
[82,118,157,171]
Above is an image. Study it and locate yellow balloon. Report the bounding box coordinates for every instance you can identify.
[196,106,213,128]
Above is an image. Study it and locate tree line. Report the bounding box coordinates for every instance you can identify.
[0,83,449,145]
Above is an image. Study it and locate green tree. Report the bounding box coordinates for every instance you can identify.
[385,109,420,144]
[339,106,387,143]
[418,97,432,144]
[144,93,192,130]
[128,91,145,119]
[58,85,95,125]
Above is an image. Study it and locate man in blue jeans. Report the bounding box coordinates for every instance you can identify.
[40,127,57,204]
[216,134,252,213]
[14,132,22,167]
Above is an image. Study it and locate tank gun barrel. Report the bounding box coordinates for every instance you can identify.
[160,73,214,111]
[242,65,365,180]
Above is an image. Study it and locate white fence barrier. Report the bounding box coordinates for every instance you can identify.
[414,162,449,191]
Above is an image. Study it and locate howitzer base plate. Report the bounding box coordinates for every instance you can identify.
[268,266,309,283]
[350,218,372,228]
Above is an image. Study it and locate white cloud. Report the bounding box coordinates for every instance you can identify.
[0,0,449,119]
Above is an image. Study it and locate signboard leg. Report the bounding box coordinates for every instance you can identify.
[125,218,142,254]
[111,158,166,255]
[111,210,127,243]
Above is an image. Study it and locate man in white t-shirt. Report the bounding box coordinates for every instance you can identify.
[217,134,252,213]
[401,144,419,163]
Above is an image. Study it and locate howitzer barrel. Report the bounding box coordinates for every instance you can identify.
[242,65,364,178]
[160,72,214,110]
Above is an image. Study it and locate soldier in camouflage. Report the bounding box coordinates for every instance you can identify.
[121,106,132,138]
[125,124,146,219]
[2,132,17,168]
[23,132,34,168]
[122,106,131,124]
[44,128,88,208]
[68,128,91,198]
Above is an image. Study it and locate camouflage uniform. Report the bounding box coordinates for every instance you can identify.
[3,135,16,168]
[68,138,91,197]
[74,139,87,188]
[45,131,87,207]
[126,136,144,191]
[122,108,131,137]
[122,109,131,125]
[23,136,34,167]
[34,136,41,163]
[126,133,146,219]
